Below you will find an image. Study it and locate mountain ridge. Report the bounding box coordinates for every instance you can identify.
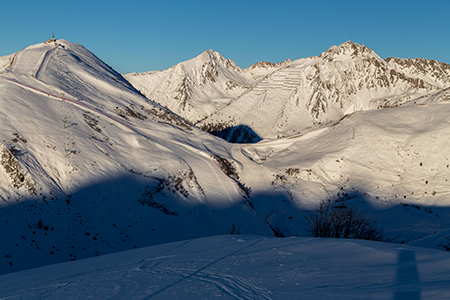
[125,41,450,142]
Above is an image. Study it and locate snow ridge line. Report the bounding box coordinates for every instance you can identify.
[0,77,133,131]
[288,120,335,139]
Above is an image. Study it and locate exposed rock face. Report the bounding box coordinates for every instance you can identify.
[386,57,450,87]
[174,76,193,111]
[195,42,449,141]
[299,42,437,118]
[200,123,262,143]
[247,59,291,70]
[0,144,36,195]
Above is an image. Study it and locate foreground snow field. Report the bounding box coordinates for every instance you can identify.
[1,235,450,299]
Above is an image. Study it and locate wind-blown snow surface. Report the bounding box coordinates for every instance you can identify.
[2,39,450,277]
[2,235,450,299]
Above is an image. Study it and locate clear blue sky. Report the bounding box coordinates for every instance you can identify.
[1,0,449,74]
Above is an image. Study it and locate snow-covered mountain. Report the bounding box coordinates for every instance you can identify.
[125,41,450,142]
[124,49,289,125]
[124,50,291,142]
[2,39,450,277]
[0,40,259,274]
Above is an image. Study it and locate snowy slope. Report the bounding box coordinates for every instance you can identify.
[126,42,450,141]
[2,235,450,299]
[236,103,450,242]
[2,40,450,276]
[0,40,256,274]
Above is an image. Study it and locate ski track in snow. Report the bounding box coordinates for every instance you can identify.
[137,239,270,300]
[1,42,133,132]
[2,236,450,299]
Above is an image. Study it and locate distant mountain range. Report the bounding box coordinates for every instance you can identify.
[125,41,450,142]
[2,39,450,275]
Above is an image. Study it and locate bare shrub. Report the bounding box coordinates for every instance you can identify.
[212,154,251,198]
[305,200,385,241]
[213,154,238,179]
[438,236,450,251]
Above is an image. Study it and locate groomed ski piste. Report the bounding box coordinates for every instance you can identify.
[2,39,450,298]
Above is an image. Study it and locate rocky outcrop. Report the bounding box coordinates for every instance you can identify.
[247,59,291,70]
[386,57,450,87]
[0,144,36,195]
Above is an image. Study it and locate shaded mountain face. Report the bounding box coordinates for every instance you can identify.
[126,41,450,142]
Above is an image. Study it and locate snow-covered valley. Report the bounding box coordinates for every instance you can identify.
[2,39,450,298]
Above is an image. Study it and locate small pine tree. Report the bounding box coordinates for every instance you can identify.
[37,219,43,229]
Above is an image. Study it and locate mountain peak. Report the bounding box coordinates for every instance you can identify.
[185,49,242,75]
[247,58,291,70]
[319,41,377,61]
[339,40,366,49]
[194,49,225,63]
[205,48,219,56]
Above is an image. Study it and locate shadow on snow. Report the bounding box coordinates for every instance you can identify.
[1,177,450,282]
[208,124,263,144]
